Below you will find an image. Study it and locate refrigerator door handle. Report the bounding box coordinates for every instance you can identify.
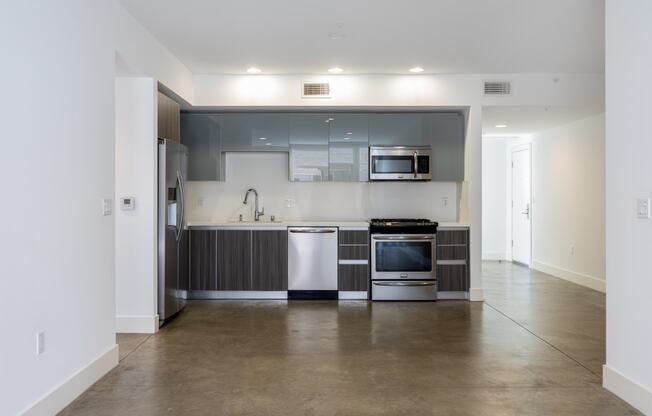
[175,172,184,242]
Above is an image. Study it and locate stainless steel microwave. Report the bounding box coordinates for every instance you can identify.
[369,146,432,181]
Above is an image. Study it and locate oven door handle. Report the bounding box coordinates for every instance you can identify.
[372,236,435,240]
[373,281,436,287]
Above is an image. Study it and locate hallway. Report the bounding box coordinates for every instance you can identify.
[60,263,635,415]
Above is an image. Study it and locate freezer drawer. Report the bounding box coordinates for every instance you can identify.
[288,227,338,292]
[371,280,437,301]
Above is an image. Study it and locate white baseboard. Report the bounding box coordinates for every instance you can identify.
[469,287,484,301]
[19,344,118,416]
[116,314,159,334]
[437,291,469,300]
[482,252,509,261]
[603,365,652,415]
[532,260,605,293]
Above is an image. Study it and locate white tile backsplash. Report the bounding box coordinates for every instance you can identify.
[186,152,459,222]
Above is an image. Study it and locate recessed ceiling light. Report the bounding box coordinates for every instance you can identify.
[346,132,352,135]
[328,67,343,74]
[258,137,267,141]
[328,33,346,40]
[495,124,507,128]
[246,67,262,74]
[409,67,424,73]
[265,142,271,146]
[343,137,350,140]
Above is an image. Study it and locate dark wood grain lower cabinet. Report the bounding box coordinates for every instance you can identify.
[190,230,218,290]
[338,265,368,291]
[178,230,190,291]
[437,265,469,292]
[252,231,288,290]
[217,230,252,290]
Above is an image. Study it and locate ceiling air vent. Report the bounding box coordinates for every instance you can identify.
[484,80,512,96]
[302,82,331,98]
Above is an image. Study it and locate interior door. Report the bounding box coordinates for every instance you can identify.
[512,148,531,266]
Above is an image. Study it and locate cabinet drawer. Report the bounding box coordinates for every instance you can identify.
[437,229,469,245]
[437,245,468,261]
[339,245,369,260]
[339,230,369,245]
[338,264,368,291]
[437,264,469,292]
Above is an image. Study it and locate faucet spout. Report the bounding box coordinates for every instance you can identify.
[243,188,264,221]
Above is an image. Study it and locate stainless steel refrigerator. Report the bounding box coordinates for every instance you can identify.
[157,138,188,325]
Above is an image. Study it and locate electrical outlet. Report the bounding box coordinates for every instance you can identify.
[36,331,45,355]
[284,199,295,208]
[637,198,650,219]
[441,197,449,207]
[197,197,205,207]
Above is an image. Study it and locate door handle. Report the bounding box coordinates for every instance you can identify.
[521,203,530,219]
[373,281,436,287]
[413,151,418,179]
[289,229,336,233]
[175,172,184,242]
[372,236,434,240]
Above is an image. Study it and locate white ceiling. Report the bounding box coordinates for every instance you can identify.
[119,0,605,75]
[482,105,604,137]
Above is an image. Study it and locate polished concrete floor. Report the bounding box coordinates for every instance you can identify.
[60,262,639,415]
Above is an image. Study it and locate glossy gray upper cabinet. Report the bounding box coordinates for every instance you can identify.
[368,113,429,146]
[289,114,330,182]
[220,114,289,152]
[328,114,369,182]
[428,113,466,182]
[181,114,222,181]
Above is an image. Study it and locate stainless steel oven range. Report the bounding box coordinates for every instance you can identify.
[370,219,438,301]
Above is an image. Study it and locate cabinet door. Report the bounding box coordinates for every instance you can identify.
[220,114,289,151]
[217,230,252,290]
[157,92,180,142]
[437,265,469,292]
[251,231,288,290]
[289,114,330,181]
[368,113,428,146]
[328,114,369,182]
[178,229,190,291]
[428,113,465,182]
[181,114,222,181]
[189,230,218,291]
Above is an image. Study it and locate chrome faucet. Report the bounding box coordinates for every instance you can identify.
[243,188,265,221]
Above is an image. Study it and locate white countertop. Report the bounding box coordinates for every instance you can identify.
[437,222,470,228]
[187,220,370,229]
[187,220,468,229]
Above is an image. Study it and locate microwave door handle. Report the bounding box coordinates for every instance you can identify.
[413,151,418,178]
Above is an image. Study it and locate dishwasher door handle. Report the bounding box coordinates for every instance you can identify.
[289,229,336,233]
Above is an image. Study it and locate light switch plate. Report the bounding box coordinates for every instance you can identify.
[102,198,113,216]
[36,331,45,355]
[637,198,650,219]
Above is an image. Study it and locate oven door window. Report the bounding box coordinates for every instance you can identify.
[372,156,415,174]
[375,241,432,272]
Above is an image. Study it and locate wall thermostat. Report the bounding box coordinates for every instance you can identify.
[121,197,136,211]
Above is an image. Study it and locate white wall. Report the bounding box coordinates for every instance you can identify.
[0,1,194,414]
[113,4,194,103]
[482,138,510,260]
[114,78,159,333]
[603,1,652,414]
[0,2,117,415]
[187,153,458,223]
[531,114,605,291]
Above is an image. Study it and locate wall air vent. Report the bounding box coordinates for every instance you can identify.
[302,82,331,98]
[484,80,512,96]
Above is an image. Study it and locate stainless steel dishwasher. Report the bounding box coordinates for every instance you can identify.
[288,227,339,299]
